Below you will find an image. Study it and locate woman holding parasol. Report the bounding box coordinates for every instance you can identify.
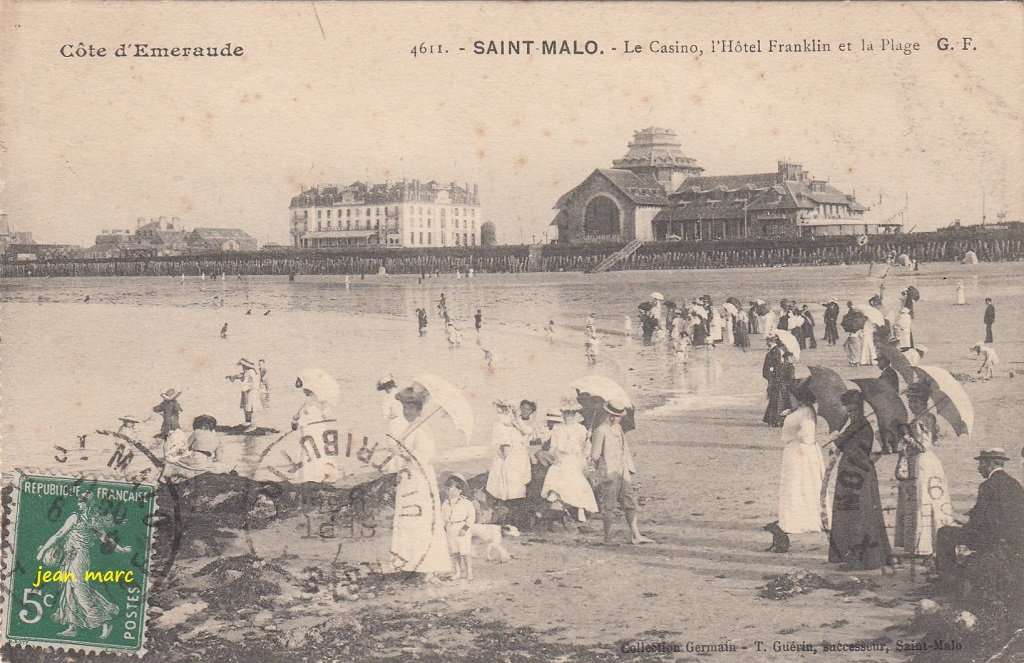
[828,390,892,571]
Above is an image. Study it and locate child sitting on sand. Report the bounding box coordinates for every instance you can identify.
[441,474,476,581]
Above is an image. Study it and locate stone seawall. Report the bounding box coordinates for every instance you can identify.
[2,231,1022,277]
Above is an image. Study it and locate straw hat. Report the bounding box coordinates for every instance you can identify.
[604,398,628,417]
[238,358,256,369]
[376,373,396,387]
[118,415,140,425]
[161,389,181,401]
[395,384,429,404]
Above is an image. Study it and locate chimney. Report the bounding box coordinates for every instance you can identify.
[473,183,479,203]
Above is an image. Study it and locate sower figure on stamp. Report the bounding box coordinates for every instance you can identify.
[935,448,1024,590]
[36,492,132,639]
[589,398,654,545]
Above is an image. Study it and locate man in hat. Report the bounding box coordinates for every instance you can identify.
[935,448,1024,584]
[983,298,995,343]
[590,398,653,545]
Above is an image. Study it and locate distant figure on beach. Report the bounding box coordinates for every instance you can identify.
[955,280,966,305]
[438,293,447,319]
[972,343,1000,379]
[152,389,183,439]
[544,320,556,343]
[220,323,228,339]
[246,309,252,315]
[800,305,817,350]
[586,313,596,335]
[345,275,351,289]
[762,335,795,428]
[984,298,996,343]
[416,308,428,335]
[227,358,262,429]
[624,315,633,337]
[585,330,600,364]
[264,310,271,316]
[474,309,483,333]
[258,360,270,410]
[822,299,840,346]
[482,348,497,372]
[83,295,90,303]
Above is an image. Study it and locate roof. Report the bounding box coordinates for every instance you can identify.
[746,183,812,212]
[190,228,255,240]
[653,199,749,222]
[673,173,778,195]
[554,169,669,209]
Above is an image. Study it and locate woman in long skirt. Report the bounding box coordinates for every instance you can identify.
[36,494,129,638]
[762,338,795,427]
[542,405,598,520]
[894,413,955,556]
[486,400,533,501]
[828,391,892,570]
[823,299,840,345]
[778,384,826,535]
[391,385,454,578]
[734,313,750,350]
[859,321,878,366]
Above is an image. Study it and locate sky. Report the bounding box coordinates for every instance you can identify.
[2,2,1022,247]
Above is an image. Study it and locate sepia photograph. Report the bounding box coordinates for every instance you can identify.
[1,2,1022,661]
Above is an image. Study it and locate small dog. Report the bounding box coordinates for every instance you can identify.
[470,523,520,562]
[763,521,790,553]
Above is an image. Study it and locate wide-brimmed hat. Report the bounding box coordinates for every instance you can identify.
[558,396,582,412]
[118,415,140,425]
[161,389,181,400]
[395,384,429,405]
[545,409,562,424]
[974,447,1010,463]
[376,373,396,387]
[604,398,628,417]
[439,471,468,490]
[238,358,256,369]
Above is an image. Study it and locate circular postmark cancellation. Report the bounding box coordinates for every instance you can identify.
[0,470,162,657]
[242,417,443,579]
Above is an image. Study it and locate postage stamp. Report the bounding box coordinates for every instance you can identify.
[2,474,156,656]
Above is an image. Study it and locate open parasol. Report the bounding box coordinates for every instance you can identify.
[726,296,743,309]
[841,309,866,333]
[852,378,909,452]
[771,329,800,360]
[723,302,739,317]
[650,292,664,301]
[912,366,973,437]
[410,373,475,441]
[688,304,707,319]
[905,286,920,302]
[854,305,886,327]
[755,301,770,316]
[570,375,635,433]
[785,313,804,329]
[876,343,916,382]
[804,366,850,432]
[637,301,654,312]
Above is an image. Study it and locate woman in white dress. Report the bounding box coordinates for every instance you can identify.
[894,412,955,556]
[859,319,877,366]
[721,309,735,346]
[777,383,827,535]
[955,280,966,305]
[390,384,454,578]
[486,400,533,501]
[542,404,598,521]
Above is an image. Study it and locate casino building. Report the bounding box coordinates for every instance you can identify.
[552,127,896,244]
[289,179,481,249]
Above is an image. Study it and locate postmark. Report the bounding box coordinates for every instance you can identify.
[242,418,443,578]
[1,473,157,656]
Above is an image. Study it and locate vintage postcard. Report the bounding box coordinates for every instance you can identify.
[1,2,1022,661]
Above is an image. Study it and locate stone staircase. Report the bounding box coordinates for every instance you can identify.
[587,238,644,273]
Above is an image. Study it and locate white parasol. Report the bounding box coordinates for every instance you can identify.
[688,304,707,319]
[854,304,886,327]
[913,365,973,437]
[410,373,474,441]
[770,329,801,360]
[723,302,738,316]
[785,313,805,329]
[650,292,665,301]
[295,368,341,407]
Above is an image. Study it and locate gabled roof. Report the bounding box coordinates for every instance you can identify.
[673,173,778,195]
[653,199,748,222]
[555,169,668,209]
[190,227,254,240]
[746,183,811,212]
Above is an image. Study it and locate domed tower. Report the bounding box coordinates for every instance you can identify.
[612,127,703,195]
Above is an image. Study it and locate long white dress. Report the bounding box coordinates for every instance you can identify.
[390,424,453,574]
[293,400,340,483]
[542,422,598,512]
[894,437,955,555]
[778,405,826,534]
[859,321,877,365]
[485,420,532,500]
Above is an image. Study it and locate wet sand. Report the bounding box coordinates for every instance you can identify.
[2,262,1022,661]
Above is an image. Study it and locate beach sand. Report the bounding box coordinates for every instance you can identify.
[2,262,1022,661]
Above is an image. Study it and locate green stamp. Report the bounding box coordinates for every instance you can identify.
[3,474,155,655]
